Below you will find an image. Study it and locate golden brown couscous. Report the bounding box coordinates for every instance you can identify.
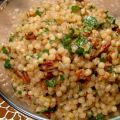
[0,0,120,119]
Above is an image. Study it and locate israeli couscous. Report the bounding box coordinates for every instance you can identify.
[0,0,120,119]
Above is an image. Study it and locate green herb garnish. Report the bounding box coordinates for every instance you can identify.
[96,113,105,120]
[9,35,15,42]
[45,78,57,88]
[106,13,116,24]
[61,34,72,52]
[4,59,11,69]
[2,47,8,54]
[35,9,42,16]
[71,5,80,12]
[106,66,113,73]
[76,47,84,56]
[100,57,106,62]
[60,74,65,81]
[44,28,49,33]
[42,49,49,54]
[83,16,99,29]
[75,37,88,47]
[37,106,57,114]
[87,113,94,120]
[44,107,57,112]
[18,91,22,95]
[43,19,56,25]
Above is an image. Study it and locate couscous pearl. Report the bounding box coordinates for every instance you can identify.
[49,49,56,54]
[112,106,117,112]
[57,47,65,54]
[62,56,71,64]
[98,62,105,69]
[56,91,62,97]
[84,69,92,76]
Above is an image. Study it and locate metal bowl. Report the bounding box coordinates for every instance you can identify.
[0,0,120,119]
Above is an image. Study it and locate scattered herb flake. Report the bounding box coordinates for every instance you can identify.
[37,53,42,59]
[100,57,106,62]
[75,37,88,47]
[96,113,105,120]
[4,59,12,69]
[45,78,57,88]
[76,47,84,56]
[61,34,72,52]
[87,113,94,120]
[107,15,116,24]
[71,5,80,12]
[44,19,56,25]
[106,66,113,73]
[44,107,57,113]
[83,16,99,29]
[9,35,15,42]
[18,91,22,95]
[44,28,49,33]
[42,49,49,54]
[60,74,65,81]
[105,11,116,24]
[35,9,42,16]
[2,47,8,54]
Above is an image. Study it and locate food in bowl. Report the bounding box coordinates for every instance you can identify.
[0,0,120,119]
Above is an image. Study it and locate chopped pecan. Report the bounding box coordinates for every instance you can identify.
[76,70,91,83]
[42,61,54,66]
[76,69,85,80]
[45,72,54,79]
[13,68,31,83]
[94,41,111,58]
[42,112,51,119]
[117,28,120,34]
[39,80,47,90]
[55,54,62,61]
[111,24,120,34]
[25,93,31,100]
[25,32,36,40]
[22,72,31,83]
[39,61,54,70]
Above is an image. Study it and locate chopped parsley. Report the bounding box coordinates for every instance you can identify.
[61,34,72,52]
[83,16,99,29]
[75,37,88,47]
[4,59,12,69]
[18,91,22,95]
[87,113,94,120]
[76,47,84,56]
[36,53,42,59]
[75,37,92,55]
[106,66,113,73]
[60,74,65,81]
[43,19,56,25]
[71,5,80,12]
[35,9,42,16]
[37,106,57,114]
[2,47,8,54]
[9,34,15,42]
[44,28,49,33]
[45,78,57,88]
[42,49,49,54]
[43,107,57,113]
[100,56,106,62]
[96,113,105,120]
[105,11,116,24]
